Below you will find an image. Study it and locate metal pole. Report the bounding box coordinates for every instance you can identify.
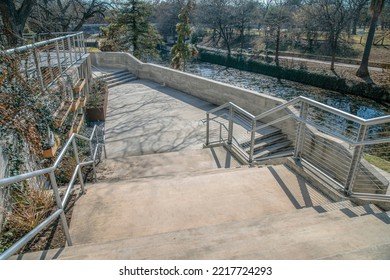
[32,48,45,91]
[228,106,234,145]
[294,102,309,159]
[206,113,210,146]
[82,32,87,54]
[72,138,85,193]
[49,172,72,246]
[67,37,73,65]
[345,124,367,195]
[47,49,54,83]
[89,140,97,182]
[55,41,63,78]
[249,119,256,163]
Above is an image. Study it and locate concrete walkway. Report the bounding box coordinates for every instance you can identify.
[105,79,216,158]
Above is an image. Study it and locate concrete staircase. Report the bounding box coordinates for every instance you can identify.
[16,148,390,260]
[101,70,137,88]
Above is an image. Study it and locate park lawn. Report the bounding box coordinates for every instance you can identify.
[364,154,390,173]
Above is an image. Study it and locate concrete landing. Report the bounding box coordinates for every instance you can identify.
[69,164,332,246]
[97,146,242,182]
[105,79,216,158]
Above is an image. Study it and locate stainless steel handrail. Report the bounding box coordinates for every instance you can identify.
[0,125,106,260]
[6,32,84,55]
[205,96,390,202]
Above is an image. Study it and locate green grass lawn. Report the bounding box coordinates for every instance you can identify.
[364,154,390,173]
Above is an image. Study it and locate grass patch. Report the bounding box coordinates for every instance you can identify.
[364,154,390,173]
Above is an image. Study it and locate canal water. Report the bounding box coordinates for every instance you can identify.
[180,61,390,119]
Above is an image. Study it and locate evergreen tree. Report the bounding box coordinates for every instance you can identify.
[101,0,161,61]
[171,0,198,71]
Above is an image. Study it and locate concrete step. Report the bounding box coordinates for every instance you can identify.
[245,134,287,152]
[104,71,132,82]
[253,140,292,159]
[97,147,242,182]
[69,165,333,246]
[108,76,137,88]
[313,200,356,213]
[240,126,281,147]
[16,205,390,260]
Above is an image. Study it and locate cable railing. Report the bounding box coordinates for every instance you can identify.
[5,32,86,91]
[0,125,106,260]
[205,96,390,202]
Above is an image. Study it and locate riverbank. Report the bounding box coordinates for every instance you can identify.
[198,50,390,103]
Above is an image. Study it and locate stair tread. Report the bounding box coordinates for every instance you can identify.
[253,140,292,158]
[244,134,287,151]
[16,206,390,260]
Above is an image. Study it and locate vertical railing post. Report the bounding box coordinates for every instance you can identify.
[46,49,54,83]
[249,119,256,163]
[72,137,85,193]
[89,134,97,182]
[228,105,234,145]
[55,41,63,78]
[101,128,107,159]
[32,47,45,91]
[345,124,367,195]
[82,32,87,54]
[294,102,309,159]
[206,113,210,146]
[67,37,73,65]
[49,171,72,246]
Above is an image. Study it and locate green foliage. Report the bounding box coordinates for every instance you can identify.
[100,0,161,61]
[171,1,198,71]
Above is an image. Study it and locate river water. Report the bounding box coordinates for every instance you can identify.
[181,61,389,119]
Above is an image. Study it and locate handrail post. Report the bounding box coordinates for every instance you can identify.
[49,172,72,246]
[72,138,85,193]
[206,113,210,146]
[249,119,256,163]
[228,105,234,145]
[55,41,63,78]
[294,102,309,159]
[32,47,45,91]
[67,37,73,65]
[101,128,107,159]
[89,139,97,182]
[345,124,367,195]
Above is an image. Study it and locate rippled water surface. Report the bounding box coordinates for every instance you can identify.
[183,61,390,119]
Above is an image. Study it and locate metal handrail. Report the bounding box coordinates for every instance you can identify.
[6,32,84,55]
[205,96,390,202]
[0,125,106,260]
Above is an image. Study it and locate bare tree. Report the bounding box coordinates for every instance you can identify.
[197,0,236,57]
[264,0,292,66]
[0,0,37,47]
[302,0,351,70]
[356,0,386,78]
[28,0,110,33]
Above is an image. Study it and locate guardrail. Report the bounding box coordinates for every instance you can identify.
[205,96,390,202]
[0,125,106,260]
[5,32,86,91]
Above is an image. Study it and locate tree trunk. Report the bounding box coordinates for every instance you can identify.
[352,17,358,35]
[356,13,380,78]
[275,26,280,67]
[0,0,37,47]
